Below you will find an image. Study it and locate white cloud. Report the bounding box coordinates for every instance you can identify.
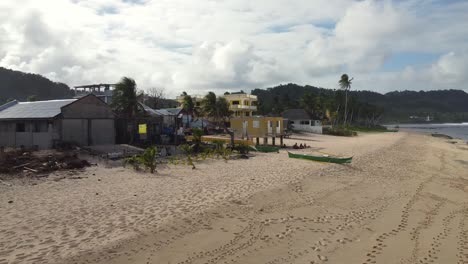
[0,0,467,97]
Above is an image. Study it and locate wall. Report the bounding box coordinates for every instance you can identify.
[0,122,16,148]
[61,95,115,146]
[61,95,115,119]
[91,119,115,145]
[231,117,284,138]
[290,119,323,134]
[0,120,56,149]
[62,119,89,145]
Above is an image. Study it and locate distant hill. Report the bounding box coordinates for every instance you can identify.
[0,67,74,104]
[252,84,468,123]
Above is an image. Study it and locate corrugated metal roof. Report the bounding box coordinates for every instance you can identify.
[160,108,183,115]
[0,99,76,119]
[282,109,311,120]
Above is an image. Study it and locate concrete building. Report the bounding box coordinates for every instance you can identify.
[282,109,322,134]
[230,116,284,145]
[175,94,204,108]
[74,84,115,104]
[224,92,257,117]
[0,94,115,149]
[176,92,258,118]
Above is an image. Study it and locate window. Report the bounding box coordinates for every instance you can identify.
[300,120,310,125]
[245,112,250,117]
[16,123,26,132]
[253,121,260,128]
[232,101,240,105]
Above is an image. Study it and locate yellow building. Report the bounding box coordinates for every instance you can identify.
[230,116,284,145]
[176,94,204,108]
[176,92,257,118]
[223,92,257,117]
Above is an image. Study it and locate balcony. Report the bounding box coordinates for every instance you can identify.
[229,105,257,111]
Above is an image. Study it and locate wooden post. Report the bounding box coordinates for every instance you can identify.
[256,137,260,146]
[263,137,268,146]
[272,137,276,146]
[280,136,284,146]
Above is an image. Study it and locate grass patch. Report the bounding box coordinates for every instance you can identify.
[348,125,398,133]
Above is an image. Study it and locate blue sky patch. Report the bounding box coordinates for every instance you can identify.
[383,52,440,71]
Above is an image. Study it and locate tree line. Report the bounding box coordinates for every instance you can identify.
[252,83,468,124]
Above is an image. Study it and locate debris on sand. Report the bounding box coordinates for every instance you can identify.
[431,133,453,139]
[0,150,90,174]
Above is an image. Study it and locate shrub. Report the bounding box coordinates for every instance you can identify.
[234,142,250,154]
[191,128,204,152]
[125,155,141,171]
[124,146,158,173]
[323,126,357,137]
[179,144,196,169]
[139,146,158,173]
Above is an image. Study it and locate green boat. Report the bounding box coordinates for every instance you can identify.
[250,145,280,153]
[287,151,352,164]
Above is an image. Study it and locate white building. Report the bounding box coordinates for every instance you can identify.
[282,109,322,134]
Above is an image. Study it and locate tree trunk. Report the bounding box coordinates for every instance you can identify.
[344,90,348,126]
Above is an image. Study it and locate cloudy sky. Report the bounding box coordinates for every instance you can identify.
[1,0,467,97]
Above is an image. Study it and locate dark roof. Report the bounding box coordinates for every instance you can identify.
[0,99,77,119]
[282,109,311,120]
[138,103,179,116]
[160,108,183,115]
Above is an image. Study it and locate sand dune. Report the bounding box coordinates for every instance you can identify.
[1,132,467,264]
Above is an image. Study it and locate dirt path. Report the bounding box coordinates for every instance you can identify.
[68,133,468,264]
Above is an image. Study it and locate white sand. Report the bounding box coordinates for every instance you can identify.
[1,132,467,264]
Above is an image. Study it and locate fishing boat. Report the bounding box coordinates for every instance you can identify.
[287,151,352,164]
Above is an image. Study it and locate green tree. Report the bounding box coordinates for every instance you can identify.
[339,74,353,125]
[112,77,139,118]
[181,95,195,126]
[27,95,37,102]
[201,92,217,120]
[201,92,231,127]
[215,97,230,125]
[300,92,317,116]
[111,77,140,143]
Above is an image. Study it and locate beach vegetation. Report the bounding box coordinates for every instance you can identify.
[234,142,250,154]
[139,146,158,173]
[124,146,158,173]
[179,144,196,169]
[323,126,357,137]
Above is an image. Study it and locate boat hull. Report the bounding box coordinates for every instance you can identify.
[287,151,352,164]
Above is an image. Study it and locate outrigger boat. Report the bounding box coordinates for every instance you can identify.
[287,151,352,164]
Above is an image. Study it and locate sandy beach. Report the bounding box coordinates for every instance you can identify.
[1,132,467,264]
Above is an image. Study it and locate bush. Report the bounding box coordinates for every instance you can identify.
[179,144,196,169]
[124,146,158,173]
[125,155,141,171]
[323,126,357,137]
[234,142,250,154]
[348,125,390,132]
[139,146,158,173]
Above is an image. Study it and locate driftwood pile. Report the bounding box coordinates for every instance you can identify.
[0,150,90,174]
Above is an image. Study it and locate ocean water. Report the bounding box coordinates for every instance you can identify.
[385,123,468,141]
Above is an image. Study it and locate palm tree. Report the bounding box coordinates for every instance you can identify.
[201,92,217,121]
[112,77,139,118]
[215,97,230,126]
[111,77,139,142]
[338,74,353,125]
[182,95,195,127]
